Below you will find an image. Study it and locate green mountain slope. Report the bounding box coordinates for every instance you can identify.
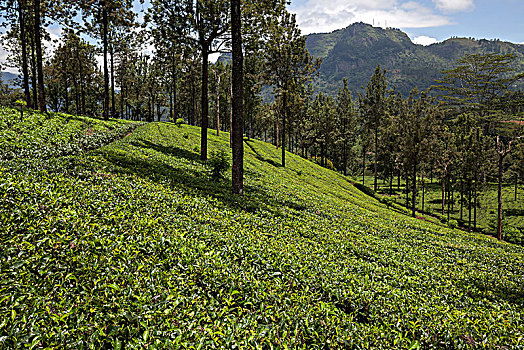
[1,108,524,348]
[308,22,524,96]
[0,72,19,88]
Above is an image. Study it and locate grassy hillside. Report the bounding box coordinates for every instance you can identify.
[1,108,524,348]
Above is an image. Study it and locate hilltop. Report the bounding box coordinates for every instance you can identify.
[307,22,524,96]
[1,108,524,348]
[0,72,18,88]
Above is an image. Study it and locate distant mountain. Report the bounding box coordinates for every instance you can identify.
[306,22,524,96]
[1,71,19,88]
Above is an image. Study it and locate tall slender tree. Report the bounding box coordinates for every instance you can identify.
[264,12,319,167]
[359,65,388,191]
[231,0,243,194]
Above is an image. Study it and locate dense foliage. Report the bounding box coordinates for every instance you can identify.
[307,22,524,96]
[1,108,523,348]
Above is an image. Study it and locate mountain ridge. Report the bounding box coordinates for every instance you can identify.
[306,22,524,96]
[0,71,18,88]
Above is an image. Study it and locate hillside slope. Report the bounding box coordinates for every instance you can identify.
[307,22,524,96]
[1,108,524,348]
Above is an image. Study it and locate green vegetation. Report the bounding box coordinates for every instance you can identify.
[306,22,524,96]
[0,107,139,161]
[1,108,524,348]
[368,175,524,235]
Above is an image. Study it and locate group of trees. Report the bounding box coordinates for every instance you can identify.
[1,2,523,239]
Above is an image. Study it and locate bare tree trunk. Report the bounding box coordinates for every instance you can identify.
[110,31,115,118]
[200,46,209,161]
[468,184,472,230]
[441,174,446,216]
[460,179,464,222]
[374,129,378,191]
[231,0,244,195]
[172,59,177,121]
[411,162,417,218]
[230,79,233,147]
[421,174,425,213]
[18,0,31,108]
[276,121,279,149]
[515,174,518,201]
[102,0,109,120]
[30,39,37,109]
[282,89,287,167]
[362,147,365,185]
[34,0,46,112]
[214,70,224,136]
[496,137,513,240]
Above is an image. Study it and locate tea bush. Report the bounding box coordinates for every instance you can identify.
[1,109,524,348]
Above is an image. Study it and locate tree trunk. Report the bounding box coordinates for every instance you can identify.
[34,0,46,112]
[282,90,287,167]
[231,0,244,195]
[441,174,446,216]
[121,78,125,120]
[172,59,177,121]
[230,79,233,147]
[190,78,195,125]
[18,0,31,108]
[389,171,393,195]
[110,32,115,118]
[411,162,417,218]
[515,174,518,201]
[362,148,366,185]
[496,137,513,240]
[343,119,347,176]
[405,177,409,208]
[468,184,472,230]
[421,174,425,213]
[215,71,222,136]
[200,46,209,161]
[275,120,279,149]
[77,49,86,115]
[63,71,69,113]
[460,179,464,222]
[374,129,378,191]
[321,142,325,167]
[102,0,109,120]
[30,39,37,110]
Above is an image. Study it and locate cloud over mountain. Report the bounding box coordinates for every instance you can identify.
[291,0,451,35]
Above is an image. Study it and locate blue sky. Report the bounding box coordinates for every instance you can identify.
[288,0,524,45]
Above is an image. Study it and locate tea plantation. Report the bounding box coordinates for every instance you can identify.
[1,107,524,349]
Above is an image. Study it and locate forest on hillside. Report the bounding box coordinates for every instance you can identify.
[0,0,523,243]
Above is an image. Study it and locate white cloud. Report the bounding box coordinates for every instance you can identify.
[412,35,438,45]
[0,26,63,74]
[433,0,474,13]
[291,0,451,35]
[0,32,17,74]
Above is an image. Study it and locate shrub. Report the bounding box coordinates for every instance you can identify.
[15,99,27,119]
[379,196,392,207]
[448,219,458,229]
[183,133,189,139]
[309,156,335,170]
[353,182,376,198]
[503,225,524,245]
[175,118,185,127]
[207,149,230,180]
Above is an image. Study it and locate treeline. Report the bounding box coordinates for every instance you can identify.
[1,1,523,240]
